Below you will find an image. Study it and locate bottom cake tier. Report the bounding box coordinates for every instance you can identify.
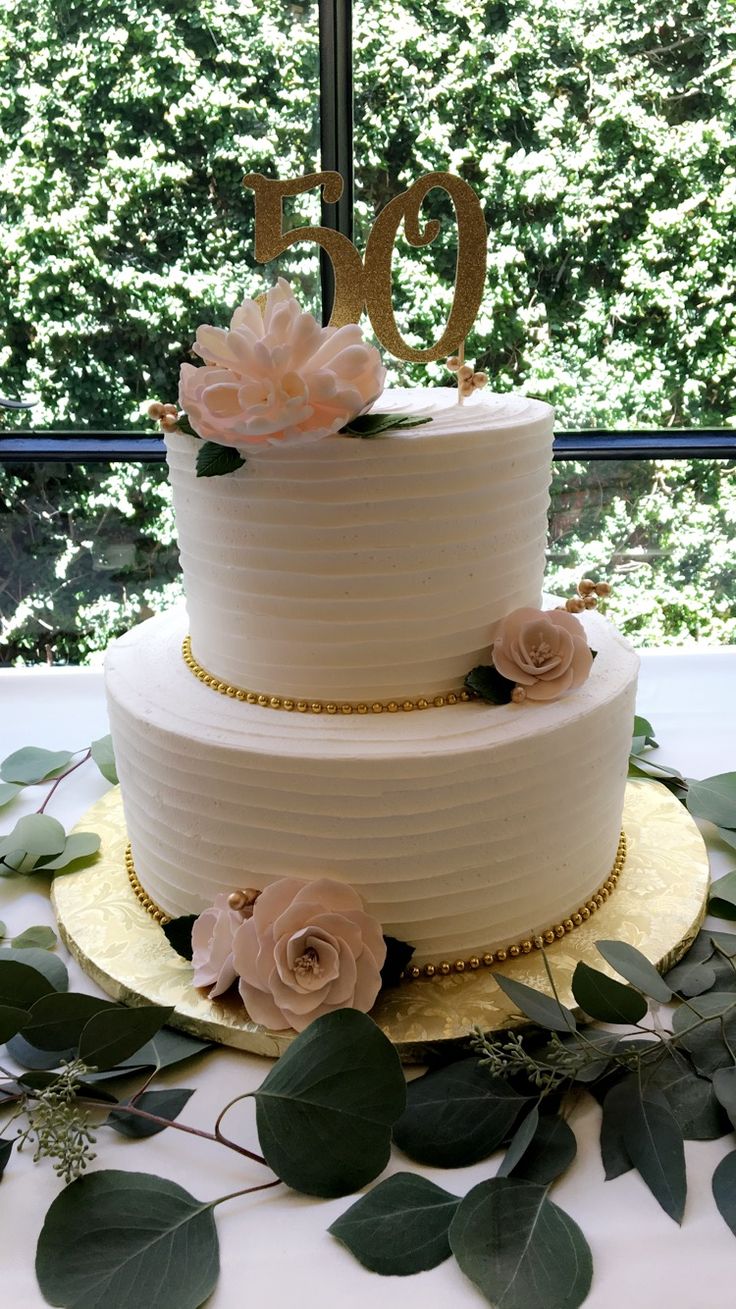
[105,606,638,966]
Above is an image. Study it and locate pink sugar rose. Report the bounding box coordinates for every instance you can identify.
[493,606,594,702]
[231,877,387,1032]
[179,278,385,449]
[191,893,249,999]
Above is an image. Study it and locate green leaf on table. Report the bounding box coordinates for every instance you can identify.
[494,972,577,1033]
[631,715,658,753]
[393,1061,528,1168]
[0,813,67,874]
[671,991,736,1074]
[708,870,736,921]
[19,1070,118,1102]
[572,960,648,1024]
[0,946,68,992]
[712,1067,736,1130]
[4,1034,76,1070]
[627,756,685,787]
[717,827,736,852]
[329,1173,459,1275]
[646,1051,730,1141]
[600,1078,635,1180]
[622,1090,686,1222]
[665,957,718,998]
[0,747,74,785]
[687,773,736,829]
[162,915,197,962]
[0,1138,12,1179]
[497,1105,539,1177]
[106,1088,195,1139]
[10,925,57,951]
[507,1112,578,1185]
[90,734,118,784]
[596,939,672,1003]
[449,1178,593,1309]
[253,1009,405,1198]
[36,1170,219,1309]
[0,1004,29,1043]
[340,412,432,437]
[36,831,101,873]
[84,1027,212,1081]
[713,1151,736,1238]
[0,782,22,808]
[0,959,57,1008]
[0,921,5,940]
[23,993,117,1051]
[464,664,514,705]
[196,441,245,478]
[79,1005,175,1071]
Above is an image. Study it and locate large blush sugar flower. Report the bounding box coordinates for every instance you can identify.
[492,606,594,702]
[231,877,387,1032]
[179,279,385,448]
[191,893,250,998]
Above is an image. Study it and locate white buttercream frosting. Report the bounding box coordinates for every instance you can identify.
[166,387,554,702]
[106,606,638,964]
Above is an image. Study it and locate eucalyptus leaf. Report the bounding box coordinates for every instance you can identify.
[595,939,672,1002]
[497,1106,539,1177]
[253,1009,405,1197]
[0,946,68,992]
[90,733,118,784]
[36,832,101,872]
[23,992,117,1050]
[10,925,57,950]
[0,1138,12,1178]
[572,960,648,1024]
[600,1077,635,1180]
[329,1173,459,1275]
[106,1088,195,1138]
[5,1034,76,1070]
[0,921,5,939]
[717,827,736,852]
[708,870,736,921]
[0,1004,30,1043]
[622,1090,686,1222]
[19,1071,118,1102]
[464,664,514,705]
[0,782,22,808]
[671,991,736,1074]
[0,958,57,1008]
[631,715,658,752]
[712,1067,736,1130]
[84,1027,212,1081]
[713,1150,736,1237]
[645,1051,730,1140]
[687,773,736,829]
[449,1178,593,1309]
[196,440,245,478]
[0,746,74,785]
[0,814,67,875]
[508,1112,578,1185]
[493,973,577,1033]
[35,1170,219,1309]
[393,1061,528,1168]
[665,959,718,998]
[79,1005,175,1071]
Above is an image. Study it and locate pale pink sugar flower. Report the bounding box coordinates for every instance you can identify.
[179,278,385,448]
[191,893,250,999]
[493,606,594,702]
[231,876,387,1032]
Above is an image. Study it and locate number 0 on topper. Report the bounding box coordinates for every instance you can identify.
[242,170,487,363]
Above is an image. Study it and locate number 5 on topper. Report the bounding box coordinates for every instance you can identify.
[242,170,487,363]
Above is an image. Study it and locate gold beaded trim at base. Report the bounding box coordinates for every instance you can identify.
[401,829,628,980]
[126,830,627,982]
[182,635,472,714]
[125,844,171,926]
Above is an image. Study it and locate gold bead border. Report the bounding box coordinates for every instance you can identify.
[182,635,472,714]
[126,830,627,983]
[400,830,628,979]
[125,843,171,926]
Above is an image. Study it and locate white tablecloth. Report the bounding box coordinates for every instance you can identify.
[1,652,736,1308]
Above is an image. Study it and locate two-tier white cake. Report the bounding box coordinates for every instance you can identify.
[105,385,638,969]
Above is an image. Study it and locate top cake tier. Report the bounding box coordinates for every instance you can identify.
[166,386,554,703]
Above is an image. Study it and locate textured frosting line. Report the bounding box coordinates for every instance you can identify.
[167,387,554,701]
[105,608,639,962]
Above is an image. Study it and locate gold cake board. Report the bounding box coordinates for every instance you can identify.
[52,781,710,1064]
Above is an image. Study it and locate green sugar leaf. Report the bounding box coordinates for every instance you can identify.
[449,1179,593,1309]
[687,772,736,829]
[464,664,514,705]
[572,960,649,1024]
[106,1088,195,1139]
[329,1172,459,1275]
[90,734,118,784]
[340,411,432,437]
[493,972,577,1033]
[36,1171,219,1309]
[0,747,74,785]
[253,1009,405,1197]
[195,441,245,478]
[393,1060,528,1168]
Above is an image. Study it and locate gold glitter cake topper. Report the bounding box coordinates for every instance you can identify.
[242,170,487,364]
